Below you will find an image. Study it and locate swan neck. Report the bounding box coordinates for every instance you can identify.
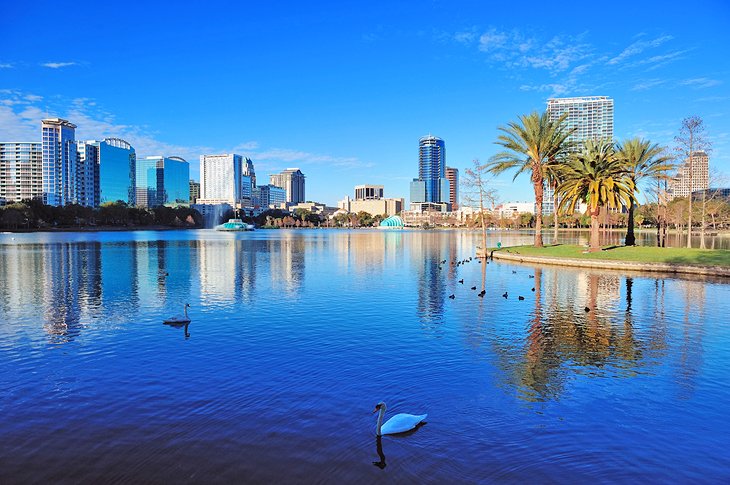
[184,305,188,318]
[376,405,386,436]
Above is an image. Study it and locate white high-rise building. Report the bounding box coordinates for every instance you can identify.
[545,96,614,214]
[0,142,43,204]
[42,118,78,206]
[199,154,246,205]
[547,96,614,143]
[669,151,709,199]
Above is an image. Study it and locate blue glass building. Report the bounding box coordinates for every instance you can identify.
[42,118,77,206]
[411,135,449,207]
[94,138,136,205]
[136,156,190,207]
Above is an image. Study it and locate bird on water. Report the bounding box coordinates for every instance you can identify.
[373,402,427,436]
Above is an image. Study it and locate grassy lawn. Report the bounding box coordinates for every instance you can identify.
[495,244,730,268]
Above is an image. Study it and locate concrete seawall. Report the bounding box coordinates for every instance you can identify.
[486,250,730,278]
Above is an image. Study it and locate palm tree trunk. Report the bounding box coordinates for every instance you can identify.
[552,181,559,244]
[589,208,601,252]
[625,200,636,246]
[533,180,544,247]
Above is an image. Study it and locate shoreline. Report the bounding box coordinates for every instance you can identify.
[485,247,730,278]
[2,225,202,233]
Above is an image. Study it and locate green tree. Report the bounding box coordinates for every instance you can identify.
[615,137,673,246]
[487,111,574,247]
[556,140,635,252]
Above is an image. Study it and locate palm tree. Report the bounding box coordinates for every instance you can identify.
[556,139,635,252]
[615,138,673,246]
[487,111,574,247]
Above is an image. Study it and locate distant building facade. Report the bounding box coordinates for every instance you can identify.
[136,156,190,207]
[270,168,305,203]
[546,96,614,143]
[75,138,136,207]
[445,166,459,210]
[252,184,286,208]
[669,151,709,199]
[199,153,244,205]
[546,96,614,214]
[42,118,78,206]
[410,135,449,211]
[0,142,43,204]
[338,184,403,216]
[75,141,100,207]
[189,180,200,204]
[355,184,383,200]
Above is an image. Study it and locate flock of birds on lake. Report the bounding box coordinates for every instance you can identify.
[440,256,539,302]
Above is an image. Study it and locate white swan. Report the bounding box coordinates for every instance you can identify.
[163,303,191,324]
[373,401,427,436]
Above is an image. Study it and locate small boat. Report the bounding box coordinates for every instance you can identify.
[215,218,255,231]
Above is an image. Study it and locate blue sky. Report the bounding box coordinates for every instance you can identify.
[1,0,729,206]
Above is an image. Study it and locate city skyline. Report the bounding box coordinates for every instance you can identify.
[1,1,729,205]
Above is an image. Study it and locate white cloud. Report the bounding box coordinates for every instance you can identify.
[0,63,13,69]
[470,27,591,74]
[608,35,673,65]
[454,31,477,44]
[0,90,372,181]
[680,77,722,88]
[41,62,77,69]
[631,79,666,91]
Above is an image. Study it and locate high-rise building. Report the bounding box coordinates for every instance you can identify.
[243,157,256,188]
[669,151,710,199]
[42,118,78,206]
[546,96,614,214]
[76,141,100,207]
[136,156,190,207]
[410,135,449,209]
[199,154,244,205]
[445,166,459,210]
[96,138,136,205]
[189,180,200,204]
[546,96,614,143]
[0,142,43,204]
[270,168,305,203]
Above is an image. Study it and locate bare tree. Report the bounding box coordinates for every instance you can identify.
[698,170,727,248]
[674,116,711,248]
[463,159,499,257]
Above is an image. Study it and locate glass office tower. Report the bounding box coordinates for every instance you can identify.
[136,156,189,207]
[92,138,136,205]
[411,135,449,206]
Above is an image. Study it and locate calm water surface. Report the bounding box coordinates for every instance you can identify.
[1,229,729,483]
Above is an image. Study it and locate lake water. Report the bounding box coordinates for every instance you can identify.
[1,229,729,483]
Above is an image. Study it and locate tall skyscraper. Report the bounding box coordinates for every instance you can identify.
[199,154,244,205]
[410,135,449,209]
[269,168,305,203]
[669,151,710,199]
[243,157,256,188]
[42,118,78,206]
[445,166,459,210]
[75,142,100,207]
[0,142,42,204]
[136,156,190,207]
[545,96,614,214]
[546,96,614,143]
